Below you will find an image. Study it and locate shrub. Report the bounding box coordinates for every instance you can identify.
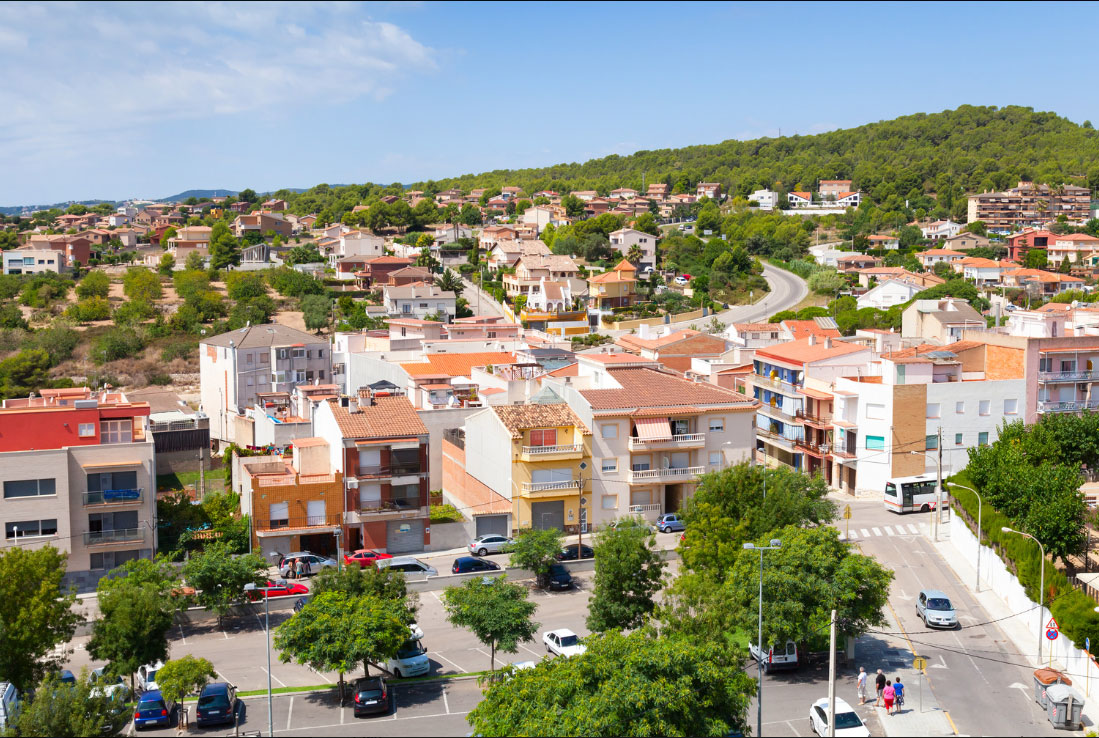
[76,270,110,299]
[147,373,172,386]
[93,327,145,364]
[161,341,197,363]
[65,297,111,323]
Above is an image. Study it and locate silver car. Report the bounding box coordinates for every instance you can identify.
[469,535,513,556]
[375,556,438,578]
[916,588,958,628]
[279,553,337,578]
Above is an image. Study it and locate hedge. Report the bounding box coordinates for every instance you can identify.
[948,472,1099,654]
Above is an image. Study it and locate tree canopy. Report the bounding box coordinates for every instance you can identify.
[443,577,538,673]
[587,518,666,632]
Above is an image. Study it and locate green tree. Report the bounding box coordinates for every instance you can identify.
[160,226,178,246]
[807,269,846,295]
[301,293,332,332]
[435,269,464,297]
[181,542,266,626]
[76,270,110,298]
[226,271,269,301]
[932,260,953,277]
[633,212,660,236]
[506,528,562,585]
[122,266,162,302]
[443,577,538,673]
[587,518,666,632]
[157,252,176,275]
[898,225,924,248]
[185,250,206,271]
[12,671,123,737]
[284,244,323,265]
[27,321,79,365]
[93,326,145,363]
[1024,248,1048,269]
[66,296,111,323]
[312,562,417,610]
[154,655,217,707]
[696,201,722,235]
[209,222,240,269]
[562,194,585,218]
[0,546,80,691]
[468,631,754,737]
[0,303,28,330]
[237,188,257,203]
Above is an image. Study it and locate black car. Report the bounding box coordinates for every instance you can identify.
[452,556,501,574]
[556,544,594,561]
[353,676,390,717]
[544,563,574,590]
[195,682,237,727]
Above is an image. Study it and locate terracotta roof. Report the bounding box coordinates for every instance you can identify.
[580,367,754,411]
[490,403,590,438]
[203,323,323,349]
[294,437,328,448]
[867,234,897,241]
[734,322,777,332]
[400,352,517,379]
[366,256,412,265]
[920,249,965,257]
[790,191,812,200]
[616,329,725,353]
[780,320,842,340]
[755,337,866,366]
[1054,233,1099,242]
[325,396,428,440]
[544,363,579,378]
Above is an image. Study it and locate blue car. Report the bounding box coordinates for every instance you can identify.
[133,690,173,730]
[656,513,685,533]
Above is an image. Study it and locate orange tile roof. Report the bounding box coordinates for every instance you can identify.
[491,403,590,438]
[580,367,754,411]
[755,337,866,366]
[790,191,812,200]
[616,328,721,352]
[400,351,517,379]
[780,320,842,340]
[325,396,428,440]
[545,363,579,377]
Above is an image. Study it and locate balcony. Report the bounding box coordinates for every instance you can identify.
[796,410,832,428]
[758,403,799,424]
[519,443,584,461]
[795,440,831,457]
[628,466,704,484]
[628,434,705,451]
[756,427,798,450]
[355,465,424,480]
[1037,370,1099,383]
[83,488,143,507]
[84,528,143,546]
[1038,400,1099,413]
[752,371,801,395]
[520,479,582,497]
[254,513,342,537]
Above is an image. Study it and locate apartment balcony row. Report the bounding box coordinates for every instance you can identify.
[84,527,147,547]
[1037,370,1099,383]
[519,443,585,461]
[83,488,143,507]
[756,427,799,450]
[794,439,832,457]
[520,479,582,497]
[628,466,704,484]
[627,433,705,451]
[758,402,799,425]
[254,513,343,536]
[795,410,832,427]
[1037,399,1099,413]
[352,464,424,481]
[752,372,801,395]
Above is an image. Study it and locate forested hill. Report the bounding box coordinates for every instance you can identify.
[416,105,1099,208]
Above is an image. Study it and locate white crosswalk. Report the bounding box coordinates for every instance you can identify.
[839,522,924,540]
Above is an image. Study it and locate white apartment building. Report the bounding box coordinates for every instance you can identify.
[608,228,657,269]
[748,189,778,210]
[3,247,67,275]
[856,279,922,310]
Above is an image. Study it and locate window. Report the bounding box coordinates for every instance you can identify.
[260,353,269,364]
[926,403,941,419]
[100,419,133,444]
[956,401,965,414]
[866,435,885,450]
[979,400,990,416]
[708,418,724,432]
[601,458,618,473]
[5,519,57,539]
[1004,398,1018,415]
[247,376,254,386]
[89,549,139,571]
[709,451,722,466]
[978,432,989,446]
[896,365,906,383]
[3,478,56,498]
[1039,357,1052,373]
[87,471,137,492]
[78,423,95,437]
[269,502,289,528]
[319,370,325,380]
[317,350,323,358]
[601,495,618,510]
[926,434,939,450]
[278,349,288,360]
[292,349,305,359]
[529,429,557,447]
[866,404,885,420]
[246,354,253,364]
[955,433,964,446]
[601,424,618,439]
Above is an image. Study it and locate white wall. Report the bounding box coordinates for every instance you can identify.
[463,409,513,499]
[924,380,1025,477]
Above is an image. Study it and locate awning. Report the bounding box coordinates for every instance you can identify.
[800,386,833,400]
[81,460,142,470]
[634,417,672,440]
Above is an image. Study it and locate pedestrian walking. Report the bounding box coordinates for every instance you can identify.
[882,680,895,714]
[875,669,886,707]
[292,558,301,580]
[303,557,312,577]
[856,667,868,705]
[893,677,905,714]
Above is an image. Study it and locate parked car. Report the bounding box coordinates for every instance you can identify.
[556,543,594,561]
[58,669,76,686]
[452,556,501,574]
[248,580,309,601]
[136,661,165,693]
[808,697,870,737]
[656,513,686,533]
[544,563,574,591]
[352,676,390,717]
[279,553,337,578]
[195,682,238,728]
[374,556,438,578]
[89,667,130,701]
[0,682,20,733]
[343,549,393,568]
[386,639,430,678]
[133,690,174,730]
[543,629,587,658]
[916,589,958,628]
[748,640,799,673]
[468,534,513,556]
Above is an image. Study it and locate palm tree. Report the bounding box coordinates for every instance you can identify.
[626,244,643,266]
[435,269,464,297]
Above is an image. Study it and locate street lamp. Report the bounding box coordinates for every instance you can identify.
[948,483,983,591]
[909,450,942,541]
[1002,527,1046,663]
[744,539,781,738]
[243,582,276,738]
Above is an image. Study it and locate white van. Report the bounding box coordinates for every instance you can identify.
[0,682,20,732]
[386,638,430,678]
[748,640,799,673]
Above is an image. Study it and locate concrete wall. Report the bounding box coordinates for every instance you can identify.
[463,409,512,499]
[425,519,476,551]
[154,447,215,476]
[416,406,481,490]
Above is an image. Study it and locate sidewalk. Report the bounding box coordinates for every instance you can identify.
[874,673,955,737]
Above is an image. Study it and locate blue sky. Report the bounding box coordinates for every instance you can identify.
[2,1,1096,205]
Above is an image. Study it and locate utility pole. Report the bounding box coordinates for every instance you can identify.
[828,609,837,738]
[936,426,943,541]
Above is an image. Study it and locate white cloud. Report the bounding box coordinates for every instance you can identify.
[0,1,437,179]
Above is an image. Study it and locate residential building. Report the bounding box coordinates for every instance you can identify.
[231,212,292,239]
[646,183,670,200]
[916,248,965,269]
[520,205,567,235]
[1001,268,1084,296]
[609,188,639,199]
[0,387,155,592]
[819,180,854,198]
[429,223,472,245]
[856,278,923,310]
[478,225,520,252]
[486,239,548,272]
[504,254,580,298]
[836,254,880,273]
[967,182,1092,231]
[1047,233,1099,266]
[615,327,727,373]
[355,256,412,288]
[857,267,944,290]
[608,228,657,268]
[942,232,990,252]
[587,260,638,313]
[696,183,723,200]
[3,246,67,275]
[787,191,813,208]
[527,279,575,314]
[780,318,843,341]
[728,322,785,348]
[748,189,778,211]
[901,298,985,343]
[313,392,431,554]
[919,221,963,241]
[383,283,456,322]
[385,266,433,287]
[957,258,1019,287]
[199,324,332,445]
[1006,229,1055,261]
[867,234,900,250]
[327,230,386,267]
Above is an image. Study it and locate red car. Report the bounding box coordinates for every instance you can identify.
[344,549,393,568]
[248,580,309,601]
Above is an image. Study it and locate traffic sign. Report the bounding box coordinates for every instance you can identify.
[913,655,927,671]
[843,505,852,520]
[1047,629,1060,641]
[1046,617,1060,631]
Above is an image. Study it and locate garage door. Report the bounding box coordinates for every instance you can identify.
[386,519,425,554]
[476,514,510,537]
[531,500,564,531]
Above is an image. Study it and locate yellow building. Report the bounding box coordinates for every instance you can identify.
[588,259,638,312]
[460,397,592,534]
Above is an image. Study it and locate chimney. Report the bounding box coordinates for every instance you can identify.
[348,397,359,413]
[808,334,817,346]
[824,337,833,349]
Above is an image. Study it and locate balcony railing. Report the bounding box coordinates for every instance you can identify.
[628,433,705,451]
[795,440,831,456]
[628,466,704,483]
[83,488,143,507]
[521,479,582,493]
[1038,400,1099,413]
[1038,370,1099,383]
[346,489,427,515]
[752,372,801,394]
[758,403,799,424]
[520,443,584,457]
[795,410,832,426]
[356,465,423,479]
[84,528,143,546]
[254,513,343,532]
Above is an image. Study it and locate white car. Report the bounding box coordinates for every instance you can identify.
[808,697,870,737]
[386,638,430,679]
[89,667,130,701]
[543,629,586,658]
[468,535,513,556]
[136,661,165,693]
[674,275,689,285]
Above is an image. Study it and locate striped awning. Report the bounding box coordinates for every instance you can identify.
[634,417,672,440]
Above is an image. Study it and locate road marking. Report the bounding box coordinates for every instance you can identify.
[872,527,882,536]
[286,697,293,732]
[473,647,491,659]
[220,627,234,640]
[276,710,472,733]
[259,665,287,688]
[861,528,871,538]
[430,591,442,603]
[884,525,896,536]
[907,524,919,534]
[340,706,345,725]
[433,652,468,673]
[929,654,948,670]
[846,530,858,540]
[307,665,332,683]
[518,644,542,658]
[177,624,187,645]
[442,687,450,715]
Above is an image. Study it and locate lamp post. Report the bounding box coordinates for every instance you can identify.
[744,539,781,738]
[243,583,275,738]
[909,447,942,541]
[949,482,983,591]
[1002,527,1045,663]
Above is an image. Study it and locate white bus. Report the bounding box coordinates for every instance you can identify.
[884,474,939,514]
